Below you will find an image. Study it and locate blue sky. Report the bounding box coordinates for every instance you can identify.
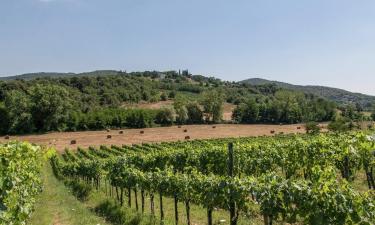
[1,0,375,95]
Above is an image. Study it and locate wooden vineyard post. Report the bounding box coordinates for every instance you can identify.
[174,193,179,225]
[228,143,238,225]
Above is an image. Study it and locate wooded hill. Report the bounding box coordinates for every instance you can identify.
[241,78,375,110]
[0,70,369,135]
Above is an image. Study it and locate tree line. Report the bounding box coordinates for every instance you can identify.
[0,71,344,134]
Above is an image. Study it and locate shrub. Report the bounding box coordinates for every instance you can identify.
[125,109,155,128]
[328,118,350,132]
[155,108,174,126]
[186,102,203,124]
[95,200,128,224]
[65,180,92,201]
[95,200,145,225]
[160,92,168,101]
[305,122,321,134]
[168,91,176,99]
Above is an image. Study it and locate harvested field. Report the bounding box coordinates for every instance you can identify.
[0,124,310,153]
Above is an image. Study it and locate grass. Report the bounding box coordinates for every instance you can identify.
[27,163,110,225]
[27,161,371,225]
[102,187,264,225]
[28,162,263,225]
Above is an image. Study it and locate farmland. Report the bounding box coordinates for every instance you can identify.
[49,131,375,225]
[1,124,308,152]
[2,0,375,224]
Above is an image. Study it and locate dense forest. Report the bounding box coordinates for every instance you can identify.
[0,70,365,135]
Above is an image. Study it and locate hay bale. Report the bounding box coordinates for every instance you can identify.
[106,129,110,132]
[4,135,10,140]
[185,136,190,140]
[107,135,112,139]
[70,140,77,145]
[297,126,301,130]
[183,129,188,133]
[212,126,216,128]
[178,125,182,128]
[140,130,144,134]
[270,130,275,134]
[119,130,124,134]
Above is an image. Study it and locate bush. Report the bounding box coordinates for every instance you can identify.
[155,108,175,126]
[305,122,320,134]
[95,200,145,225]
[125,109,155,128]
[186,102,203,124]
[160,92,168,101]
[65,180,92,201]
[328,118,350,132]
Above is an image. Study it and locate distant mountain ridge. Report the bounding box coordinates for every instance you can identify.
[241,78,375,109]
[0,70,119,80]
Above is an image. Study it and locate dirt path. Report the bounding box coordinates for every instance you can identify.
[2,124,307,153]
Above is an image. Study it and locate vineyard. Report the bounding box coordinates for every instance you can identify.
[50,132,375,225]
[0,142,42,225]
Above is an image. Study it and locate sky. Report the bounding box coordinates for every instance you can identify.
[1,0,375,95]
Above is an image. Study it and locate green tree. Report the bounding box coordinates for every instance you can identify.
[155,108,175,126]
[0,102,10,134]
[275,90,303,123]
[4,90,33,133]
[371,104,375,121]
[29,84,73,131]
[173,95,188,124]
[232,98,259,123]
[200,90,224,123]
[186,102,203,124]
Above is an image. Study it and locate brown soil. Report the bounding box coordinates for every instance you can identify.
[124,100,174,110]
[1,124,307,153]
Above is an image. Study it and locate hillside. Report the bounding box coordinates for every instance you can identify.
[241,78,375,109]
[0,70,120,80]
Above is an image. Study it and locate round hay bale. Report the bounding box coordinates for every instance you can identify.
[183,129,188,133]
[119,130,124,134]
[107,135,112,139]
[178,125,182,128]
[212,126,216,128]
[4,135,10,140]
[185,136,190,140]
[297,126,301,130]
[270,130,275,134]
[70,140,77,145]
[140,130,144,134]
